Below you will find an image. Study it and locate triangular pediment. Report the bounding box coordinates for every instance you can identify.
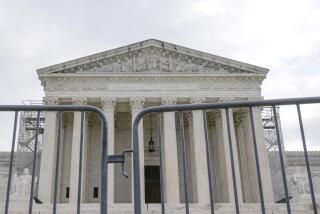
[37,39,268,75]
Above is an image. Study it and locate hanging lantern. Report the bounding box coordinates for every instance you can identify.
[148,113,155,152]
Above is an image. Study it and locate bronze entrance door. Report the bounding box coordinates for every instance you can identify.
[145,166,161,203]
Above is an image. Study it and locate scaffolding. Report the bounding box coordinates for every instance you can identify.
[262,106,291,202]
[16,100,45,174]
[262,106,282,151]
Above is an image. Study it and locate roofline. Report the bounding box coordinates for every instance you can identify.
[37,39,269,75]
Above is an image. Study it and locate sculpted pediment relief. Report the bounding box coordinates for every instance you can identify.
[52,46,259,74]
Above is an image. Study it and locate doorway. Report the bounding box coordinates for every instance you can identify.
[145,166,161,203]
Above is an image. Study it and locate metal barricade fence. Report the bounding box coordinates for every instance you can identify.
[132,97,320,214]
[0,105,108,214]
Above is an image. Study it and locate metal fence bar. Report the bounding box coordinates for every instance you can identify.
[0,105,108,214]
[4,111,18,214]
[179,111,190,214]
[225,108,240,214]
[100,110,109,214]
[129,97,320,214]
[28,111,40,214]
[77,111,85,214]
[133,117,142,214]
[248,107,265,214]
[53,112,63,214]
[296,104,318,214]
[272,105,291,214]
[157,113,165,214]
[202,110,215,214]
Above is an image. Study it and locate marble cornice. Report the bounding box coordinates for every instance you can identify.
[39,72,266,79]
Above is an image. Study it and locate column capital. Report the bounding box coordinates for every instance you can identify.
[207,111,220,126]
[233,109,248,126]
[101,97,116,112]
[43,96,59,105]
[130,97,145,112]
[161,97,177,105]
[190,97,206,104]
[72,97,87,105]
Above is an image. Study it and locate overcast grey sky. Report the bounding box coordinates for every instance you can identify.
[0,0,319,151]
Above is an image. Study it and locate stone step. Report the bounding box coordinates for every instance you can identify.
[0,203,319,214]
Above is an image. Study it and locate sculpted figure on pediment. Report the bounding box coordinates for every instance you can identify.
[133,52,147,72]
[121,56,133,72]
[168,56,177,71]
[159,52,170,71]
[186,58,199,72]
[147,55,159,71]
[110,59,122,72]
[175,57,187,72]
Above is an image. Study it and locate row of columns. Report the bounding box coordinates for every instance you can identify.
[38,96,274,205]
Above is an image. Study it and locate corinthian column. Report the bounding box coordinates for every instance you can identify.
[249,101,274,202]
[69,97,88,204]
[38,96,59,203]
[219,97,243,203]
[190,97,210,203]
[101,97,116,204]
[161,97,180,204]
[130,97,145,203]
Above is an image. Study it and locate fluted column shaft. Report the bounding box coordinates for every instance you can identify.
[69,97,88,203]
[219,100,243,203]
[130,97,145,203]
[38,96,59,203]
[190,97,211,203]
[101,97,116,204]
[250,106,274,202]
[161,97,180,203]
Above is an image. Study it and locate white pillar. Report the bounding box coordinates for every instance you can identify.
[219,98,243,203]
[69,97,88,203]
[161,97,180,204]
[38,96,59,203]
[130,97,145,203]
[250,105,274,202]
[190,97,211,204]
[101,97,116,204]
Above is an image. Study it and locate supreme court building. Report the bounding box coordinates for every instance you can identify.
[12,39,317,213]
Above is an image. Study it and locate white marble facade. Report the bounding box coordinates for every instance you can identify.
[34,39,272,205]
[2,39,317,213]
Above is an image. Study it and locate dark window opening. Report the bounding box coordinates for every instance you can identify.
[93,187,99,198]
[66,187,70,198]
[145,166,161,203]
